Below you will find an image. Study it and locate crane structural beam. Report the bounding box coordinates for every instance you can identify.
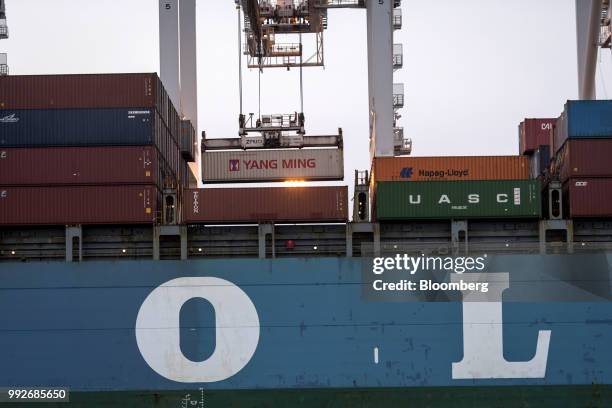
[159,0,200,186]
[367,0,395,158]
[0,0,8,40]
[202,133,343,151]
[576,0,603,100]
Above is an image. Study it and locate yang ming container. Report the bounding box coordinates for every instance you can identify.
[375,180,541,220]
[0,185,159,225]
[0,73,181,141]
[519,118,555,154]
[0,146,176,188]
[564,178,612,218]
[202,149,344,183]
[183,186,348,223]
[0,108,181,176]
[371,156,529,182]
[554,100,612,153]
[555,139,612,182]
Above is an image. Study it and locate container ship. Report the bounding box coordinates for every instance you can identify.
[1,1,612,407]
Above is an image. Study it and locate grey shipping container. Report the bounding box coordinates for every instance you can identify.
[0,108,181,178]
[180,120,197,163]
[202,149,344,183]
[0,185,160,225]
[0,73,181,144]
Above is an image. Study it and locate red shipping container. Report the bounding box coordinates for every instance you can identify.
[0,73,181,143]
[555,140,612,182]
[0,146,177,187]
[0,185,159,225]
[183,186,348,224]
[519,118,556,155]
[563,178,612,218]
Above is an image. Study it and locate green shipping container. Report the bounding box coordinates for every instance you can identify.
[375,180,541,220]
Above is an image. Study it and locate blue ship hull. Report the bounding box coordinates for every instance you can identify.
[0,256,611,406]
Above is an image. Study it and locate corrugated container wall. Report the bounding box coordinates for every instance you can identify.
[554,100,612,153]
[0,185,159,225]
[0,108,181,183]
[183,186,348,223]
[371,156,529,182]
[0,73,181,144]
[202,149,344,183]
[0,146,176,188]
[519,118,555,154]
[555,139,612,182]
[375,180,541,220]
[529,145,551,179]
[564,178,612,217]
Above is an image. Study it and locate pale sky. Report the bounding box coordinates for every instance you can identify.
[3,0,612,194]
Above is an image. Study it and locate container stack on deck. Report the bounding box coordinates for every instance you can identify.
[0,73,196,225]
[552,100,612,217]
[371,155,539,221]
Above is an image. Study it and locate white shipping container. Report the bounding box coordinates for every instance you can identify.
[202,148,344,183]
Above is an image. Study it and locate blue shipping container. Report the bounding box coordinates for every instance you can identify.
[554,100,612,153]
[0,108,155,146]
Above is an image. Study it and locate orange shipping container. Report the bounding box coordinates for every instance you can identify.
[371,156,529,182]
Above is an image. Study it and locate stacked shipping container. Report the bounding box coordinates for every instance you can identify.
[183,187,348,224]
[552,100,612,217]
[518,118,555,180]
[371,156,538,220]
[0,73,194,225]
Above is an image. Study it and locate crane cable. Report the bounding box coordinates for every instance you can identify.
[237,4,243,116]
[299,32,304,114]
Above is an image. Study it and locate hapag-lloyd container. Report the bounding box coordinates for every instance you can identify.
[519,119,555,154]
[564,178,612,217]
[202,149,344,183]
[371,156,529,182]
[554,100,612,153]
[183,186,348,223]
[0,73,181,143]
[0,146,176,188]
[375,180,541,220]
[555,139,612,182]
[0,108,181,178]
[0,185,159,225]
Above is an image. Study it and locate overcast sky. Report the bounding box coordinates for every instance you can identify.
[3,0,612,194]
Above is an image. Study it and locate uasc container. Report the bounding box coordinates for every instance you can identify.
[183,186,348,223]
[555,139,612,182]
[371,156,529,182]
[563,178,612,218]
[0,146,177,188]
[0,185,159,225]
[0,73,181,142]
[375,180,541,220]
[554,100,612,153]
[519,118,555,155]
[202,149,344,183]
